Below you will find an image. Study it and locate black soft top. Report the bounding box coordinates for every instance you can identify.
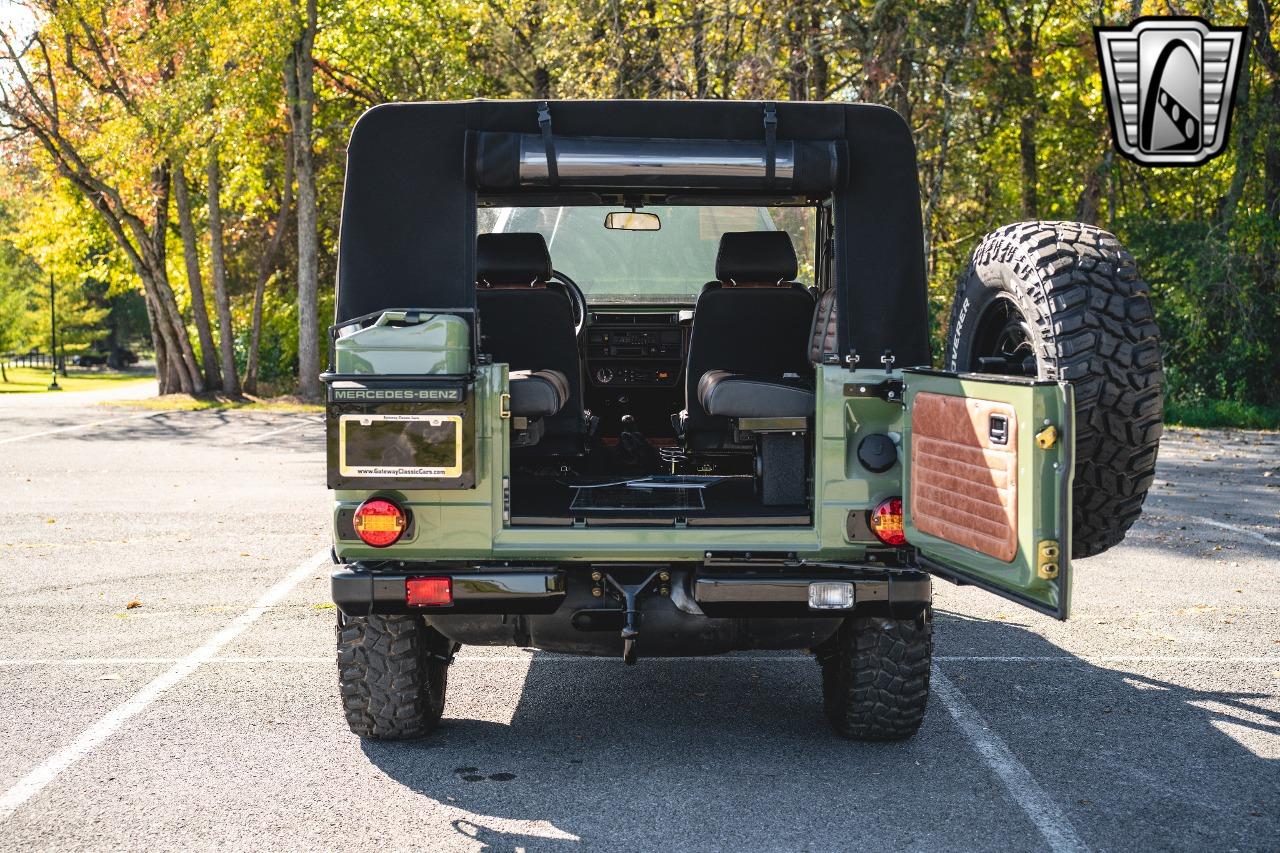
[335,99,930,366]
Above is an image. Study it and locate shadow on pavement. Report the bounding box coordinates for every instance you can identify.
[360,614,1279,852]
[57,409,322,450]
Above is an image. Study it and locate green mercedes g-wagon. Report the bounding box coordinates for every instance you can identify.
[325,100,1163,741]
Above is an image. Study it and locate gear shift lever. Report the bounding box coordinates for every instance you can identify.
[617,413,658,470]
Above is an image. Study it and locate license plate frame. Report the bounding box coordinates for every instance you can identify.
[338,413,464,479]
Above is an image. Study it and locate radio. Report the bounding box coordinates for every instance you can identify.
[587,326,683,359]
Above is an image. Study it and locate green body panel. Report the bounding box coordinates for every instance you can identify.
[335,311,471,375]
[333,365,905,562]
[900,370,1073,618]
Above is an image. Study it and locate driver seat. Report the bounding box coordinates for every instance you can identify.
[476,232,585,453]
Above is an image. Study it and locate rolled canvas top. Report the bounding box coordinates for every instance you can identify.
[335,99,930,367]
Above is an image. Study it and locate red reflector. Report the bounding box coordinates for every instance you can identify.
[870,497,906,546]
[406,577,452,607]
[353,498,406,547]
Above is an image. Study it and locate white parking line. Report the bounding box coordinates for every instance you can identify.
[1196,518,1280,549]
[1,654,1276,666]
[0,549,330,823]
[0,411,160,445]
[932,669,1088,853]
[237,417,321,445]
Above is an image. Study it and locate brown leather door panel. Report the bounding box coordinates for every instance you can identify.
[909,392,1018,562]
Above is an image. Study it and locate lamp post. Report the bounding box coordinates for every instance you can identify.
[47,274,60,391]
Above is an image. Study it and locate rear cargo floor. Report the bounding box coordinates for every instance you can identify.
[510,476,811,526]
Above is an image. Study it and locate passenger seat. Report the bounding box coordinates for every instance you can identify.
[696,287,838,420]
[683,231,816,448]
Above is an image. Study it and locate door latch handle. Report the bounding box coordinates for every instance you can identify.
[988,414,1009,445]
[499,392,511,419]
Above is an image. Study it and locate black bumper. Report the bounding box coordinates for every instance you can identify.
[332,569,567,617]
[330,562,930,618]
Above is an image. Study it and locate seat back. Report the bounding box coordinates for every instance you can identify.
[684,231,815,444]
[476,233,583,448]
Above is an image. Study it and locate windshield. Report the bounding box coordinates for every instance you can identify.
[478,205,816,304]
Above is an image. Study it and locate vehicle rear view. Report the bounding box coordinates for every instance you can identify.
[325,100,1162,741]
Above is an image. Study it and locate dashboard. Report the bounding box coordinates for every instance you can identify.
[582,309,692,434]
[586,313,687,388]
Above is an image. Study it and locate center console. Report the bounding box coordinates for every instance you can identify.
[585,313,687,389]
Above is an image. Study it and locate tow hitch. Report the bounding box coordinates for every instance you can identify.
[594,568,670,665]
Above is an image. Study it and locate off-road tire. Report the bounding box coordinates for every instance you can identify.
[337,613,453,740]
[819,609,932,741]
[947,221,1163,558]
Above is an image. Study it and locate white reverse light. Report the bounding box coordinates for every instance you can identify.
[808,581,855,610]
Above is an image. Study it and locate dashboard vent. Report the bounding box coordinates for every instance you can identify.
[591,313,680,325]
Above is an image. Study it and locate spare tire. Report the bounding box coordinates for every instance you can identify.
[946,221,1163,558]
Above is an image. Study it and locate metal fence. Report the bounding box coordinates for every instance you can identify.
[2,351,67,372]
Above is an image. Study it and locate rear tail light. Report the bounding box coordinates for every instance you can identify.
[353,498,406,547]
[406,577,452,607]
[870,497,906,546]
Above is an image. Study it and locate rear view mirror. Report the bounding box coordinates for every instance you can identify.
[604,211,661,231]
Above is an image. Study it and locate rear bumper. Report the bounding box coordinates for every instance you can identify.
[330,561,930,618]
[332,561,931,656]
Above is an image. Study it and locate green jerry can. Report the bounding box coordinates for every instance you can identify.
[334,310,471,377]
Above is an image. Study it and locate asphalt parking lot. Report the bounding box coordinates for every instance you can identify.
[0,390,1276,852]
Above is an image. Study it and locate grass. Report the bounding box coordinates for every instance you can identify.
[1165,398,1280,430]
[102,392,323,413]
[0,365,154,394]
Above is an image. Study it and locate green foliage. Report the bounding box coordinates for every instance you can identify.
[1165,398,1280,430]
[240,287,299,385]
[0,238,41,360]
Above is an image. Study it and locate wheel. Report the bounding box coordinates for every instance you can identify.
[336,613,454,740]
[946,221,1163,558]
[818,609,932,741]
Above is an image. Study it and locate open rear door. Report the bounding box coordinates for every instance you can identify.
[901,369,1074,619]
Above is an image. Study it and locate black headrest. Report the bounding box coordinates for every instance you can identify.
[477,233,553,284]
[715,231,798,283]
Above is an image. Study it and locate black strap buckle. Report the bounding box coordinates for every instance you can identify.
[763,101,778,188]
[537,101,559,186]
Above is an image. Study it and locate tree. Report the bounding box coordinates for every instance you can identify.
[289,0,320,400]
[172,165,223,389]
[244,131,294,395]
[207,145,240,394]
[0,4,203,393]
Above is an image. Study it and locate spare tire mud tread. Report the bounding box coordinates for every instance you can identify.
[947,221,1163,558]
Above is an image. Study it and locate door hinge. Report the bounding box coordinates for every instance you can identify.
[843,380,904,404]
[1037,540,1060,580]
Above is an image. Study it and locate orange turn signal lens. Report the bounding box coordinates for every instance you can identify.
[406,577,452,607]
[353,498,406,547]
[870,497,906,546]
